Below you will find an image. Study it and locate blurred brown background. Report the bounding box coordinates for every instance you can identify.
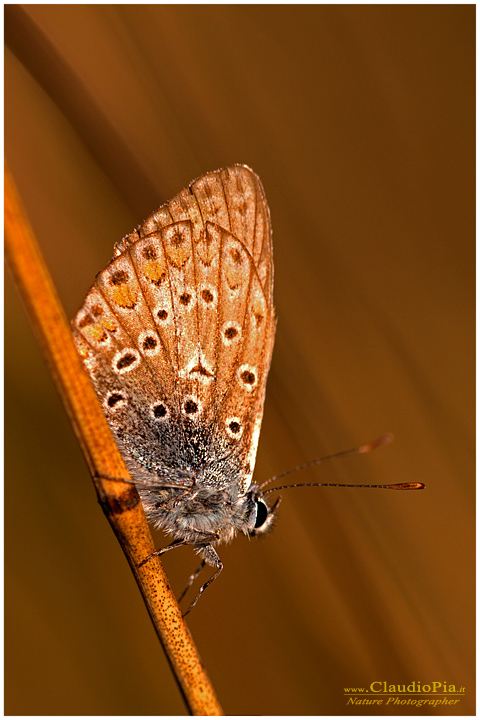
[5,5,474,716]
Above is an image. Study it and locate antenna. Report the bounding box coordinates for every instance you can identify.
[259,434,425,496]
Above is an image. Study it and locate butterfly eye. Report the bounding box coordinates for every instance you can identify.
[254,499,269,529]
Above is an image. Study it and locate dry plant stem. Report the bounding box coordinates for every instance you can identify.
[4,165,223,717]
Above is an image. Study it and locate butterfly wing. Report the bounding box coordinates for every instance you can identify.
[73,165,274,493]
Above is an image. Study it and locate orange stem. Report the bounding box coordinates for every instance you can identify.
[4,163,223,716]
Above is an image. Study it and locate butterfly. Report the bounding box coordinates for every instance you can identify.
[72,164,424,613]
[72,165,278,612]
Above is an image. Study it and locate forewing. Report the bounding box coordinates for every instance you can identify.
[73,165,274,491]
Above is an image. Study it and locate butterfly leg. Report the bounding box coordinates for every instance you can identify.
[183,544,223,617]
[178,559,206,603]
[138,538,188,568]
